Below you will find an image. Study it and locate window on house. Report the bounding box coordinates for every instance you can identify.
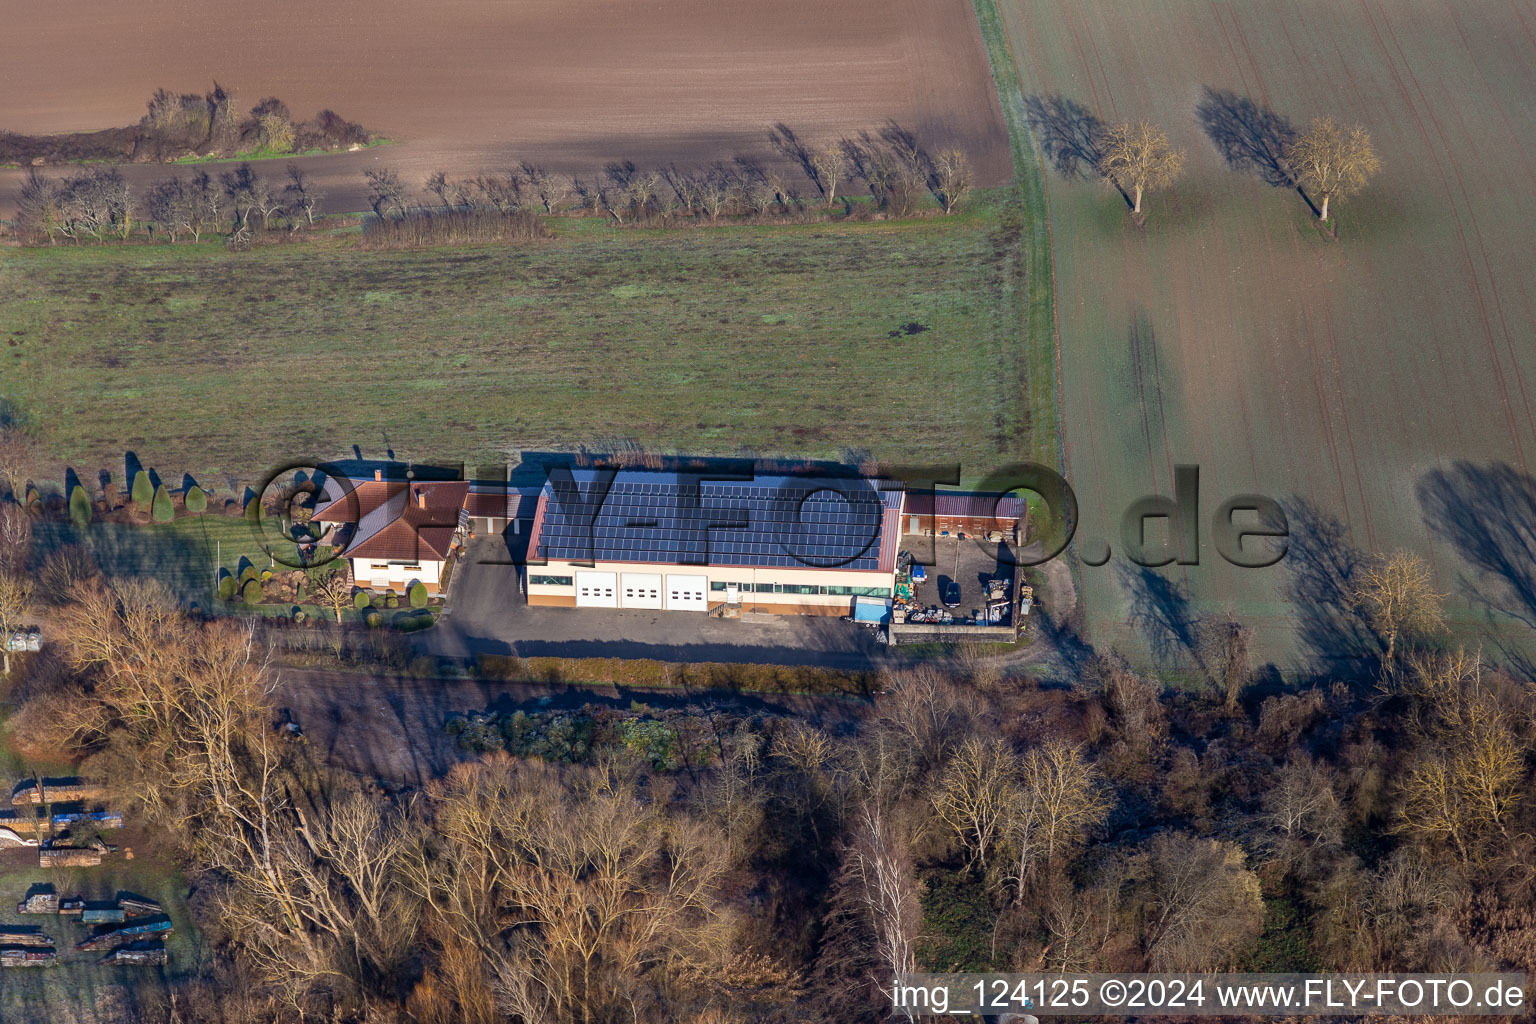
[529,575,573,587]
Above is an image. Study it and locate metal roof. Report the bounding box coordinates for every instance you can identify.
[528,469,902,572]
[904,491,1027,521]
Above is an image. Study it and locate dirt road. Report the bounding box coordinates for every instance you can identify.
[273,667,872,786]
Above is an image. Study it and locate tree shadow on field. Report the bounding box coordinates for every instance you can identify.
[1280,497,1378,679]
[1118,564,1200,667]
[1025,94,1134,210]
[1417,461,1536,636]
[1196,87,1322,217]
[1025,94,1107,179]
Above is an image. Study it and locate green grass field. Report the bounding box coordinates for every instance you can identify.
[0,193,1052,493]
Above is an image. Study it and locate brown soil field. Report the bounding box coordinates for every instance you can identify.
[0,0,1009,215]
[998,0,1536,675]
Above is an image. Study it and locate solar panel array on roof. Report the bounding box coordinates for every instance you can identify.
[534,471,897,570]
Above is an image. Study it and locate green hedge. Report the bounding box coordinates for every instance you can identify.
[474,653,872,696]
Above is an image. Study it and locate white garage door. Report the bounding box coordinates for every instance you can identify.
[574,571,618,608]
[621,573,662,609]
[665,574,708,611]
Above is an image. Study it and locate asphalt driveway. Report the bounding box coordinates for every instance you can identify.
[420,536,896,669]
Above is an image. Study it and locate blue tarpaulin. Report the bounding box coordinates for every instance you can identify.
[853,596,892,624]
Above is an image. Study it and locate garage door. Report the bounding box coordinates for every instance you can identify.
[574,571,618,608]
[665,574,708,611]
[621,573,662,609]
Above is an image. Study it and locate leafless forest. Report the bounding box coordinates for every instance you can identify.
[4,525,1535,1023]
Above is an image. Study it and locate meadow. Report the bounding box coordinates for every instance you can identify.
[0,201,1051,495]
[998,0,1536,673]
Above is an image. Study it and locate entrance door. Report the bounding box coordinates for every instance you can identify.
[574,571,618,607]
[621,573,662,609]
[665,574,708,611]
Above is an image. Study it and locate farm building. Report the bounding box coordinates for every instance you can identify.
[524,469,905,615]
[460,481,534,538]
[311,473,470,594]
[312,471,536,594]
[903,490,1026,539]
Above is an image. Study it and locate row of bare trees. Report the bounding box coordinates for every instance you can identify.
[1029,91,1380,227]
[16,162,324,245]
[367,121,975,229]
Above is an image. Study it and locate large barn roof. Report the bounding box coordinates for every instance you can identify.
[527,469,903,573]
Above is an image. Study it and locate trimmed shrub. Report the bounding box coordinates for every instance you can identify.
[130,470,153,506]
[365,611,383,628]
[292,608,307,623]
[151,484,174,522]
[260,569,273,581]
[69,485,91,529]
[24,485,41,509]
[239,565,259,583]
[216,574,236,601]
[384,594,399,609]
[408,581,428,608]
[353,591,370,610]
[241,579,262,604]
[184,485,208,514]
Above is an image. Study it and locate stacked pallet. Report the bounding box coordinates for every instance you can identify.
[0,930,53,948]
[11,779,106,806]
[0,947,55,967]
[38,846,103,868]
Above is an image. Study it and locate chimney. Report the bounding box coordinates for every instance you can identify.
[374,468,383,481]
[417,488,427,510]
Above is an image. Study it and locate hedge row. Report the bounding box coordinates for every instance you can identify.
[474,653,872,696]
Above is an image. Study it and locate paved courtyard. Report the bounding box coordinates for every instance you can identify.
[421,536,895,669]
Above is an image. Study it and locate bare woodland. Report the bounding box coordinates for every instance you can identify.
[0,509,1532,1024]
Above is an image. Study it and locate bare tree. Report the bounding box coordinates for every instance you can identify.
[308,567,354,624]
[0,573,35,676]
[145,177,197,242]
[17,169,64,244]
[1097,120,1184,217]
[1288,116,1380,223]
[189,170,225,239]
[1144,834,1263,970]
[520,163,571,214]
[1197,613,1253,710]
[929,149,972,215]
[1261,756,1343,854]
[845,800,921,1015]
[61,168,132,243]
[933,736,1016,870]
[810,147,849,207]
[1350,551,1444,676]
[0,503,33,579]
[283,164,323,228]
[1006,741,1110,895]
[0,424,38,502]
[364,168,410,219]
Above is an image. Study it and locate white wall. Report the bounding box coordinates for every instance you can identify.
[352,558,443,591]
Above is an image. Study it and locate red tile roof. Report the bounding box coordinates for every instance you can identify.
[313,479,470,562]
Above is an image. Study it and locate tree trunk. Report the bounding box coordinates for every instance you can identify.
[1319,194,1330,221]
[1133,185,1143,215]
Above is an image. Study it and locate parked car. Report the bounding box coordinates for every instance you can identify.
[941,580,961,608]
